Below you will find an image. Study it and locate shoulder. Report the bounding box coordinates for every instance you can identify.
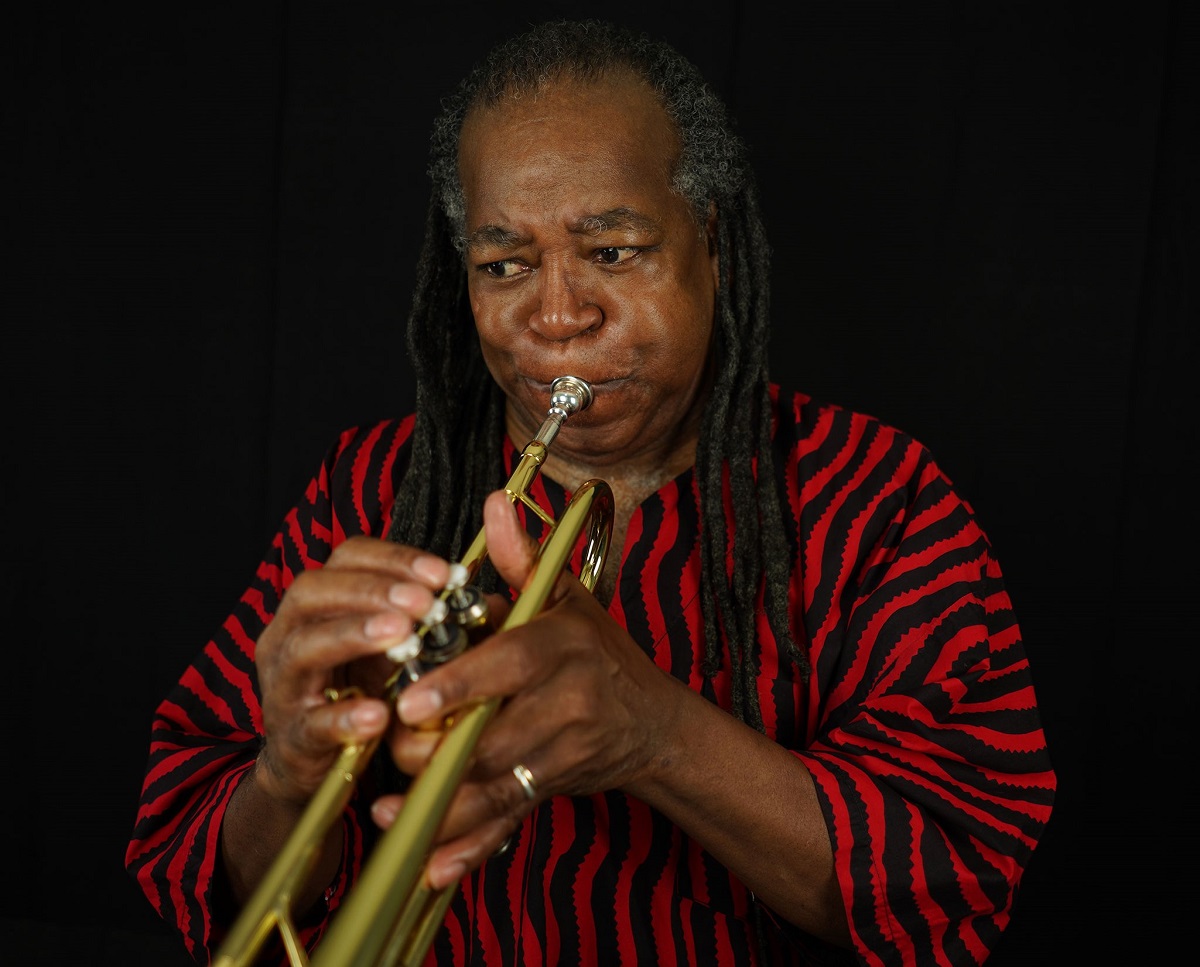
[769,383,930,477]
[321,414,417,538]
[327,414,417,466]
[767,383,982,534]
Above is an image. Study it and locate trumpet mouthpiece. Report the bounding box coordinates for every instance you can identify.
[533,376,594,447]
[549,376,593,416]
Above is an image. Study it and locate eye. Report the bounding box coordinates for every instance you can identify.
[479,259,526,279]
[594,247,639,266]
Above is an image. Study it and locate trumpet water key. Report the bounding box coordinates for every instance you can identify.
[213,376,614,967]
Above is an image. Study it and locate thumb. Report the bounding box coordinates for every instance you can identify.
[481,490,541,592]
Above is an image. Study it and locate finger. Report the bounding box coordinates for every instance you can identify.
[269,536,453,654]
[393,585,601,727]
[482,488,593,631]
[424,815,516,890]
[369,781,532,889]
[278,567,442,634]
[393,625,549,727]
[287,610,419,676]
[257,694,391,802]
[372,757,540,838]
[367,797,517,888]
[481,490,541,592]
[324,535,451,589]
[436,761,542,842]
[384,719,443,776]
[423,762,543,884]
[302,693,391,746]
[263,581,455,707]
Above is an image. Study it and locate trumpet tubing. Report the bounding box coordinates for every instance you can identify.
[213,376,613,967]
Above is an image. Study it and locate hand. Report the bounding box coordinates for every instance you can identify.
[252,535,451,805]
[375,490,679,888]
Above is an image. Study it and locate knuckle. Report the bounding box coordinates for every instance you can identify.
[469,735,505,778]
[503,641,536,682]
[480,776,517,817]
[436,669,474,708]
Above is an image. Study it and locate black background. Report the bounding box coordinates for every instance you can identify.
[4,2,1197,964]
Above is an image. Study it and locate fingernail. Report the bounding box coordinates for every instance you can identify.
[398,688,442,724]
[387,584,424,610]
[365,612,409,638]
[432,860,467,890]
[413,555,448,586]
[371,799,398,827]
[348,704,385,730]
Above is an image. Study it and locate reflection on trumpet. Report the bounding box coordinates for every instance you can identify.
[213,376,613,967]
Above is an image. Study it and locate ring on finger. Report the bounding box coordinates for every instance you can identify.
[512,763,538,802]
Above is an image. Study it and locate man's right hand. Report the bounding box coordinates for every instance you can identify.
[220,535,450,909]
[252,534,452,803]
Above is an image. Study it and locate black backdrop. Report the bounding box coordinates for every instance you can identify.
[5,2,1197,964]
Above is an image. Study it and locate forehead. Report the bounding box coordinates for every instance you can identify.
[457,73,682,228]
[461,69,677,155]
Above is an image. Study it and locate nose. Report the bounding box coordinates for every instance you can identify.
[528,256,602,340]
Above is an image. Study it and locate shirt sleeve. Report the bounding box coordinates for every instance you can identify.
[783,398,1055,966]
[124,418,411,962]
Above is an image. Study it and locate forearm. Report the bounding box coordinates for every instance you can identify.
[626,672,851,948]
[219,754,345,916]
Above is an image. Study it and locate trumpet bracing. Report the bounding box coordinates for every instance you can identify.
[213,376,614,967]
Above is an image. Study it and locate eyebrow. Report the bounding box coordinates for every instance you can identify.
[462,224,524,251]
[571,207,662,236]
[462,207,662,252]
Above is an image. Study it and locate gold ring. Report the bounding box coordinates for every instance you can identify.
[512,763,538,801]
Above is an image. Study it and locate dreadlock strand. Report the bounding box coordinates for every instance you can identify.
[726,201,773,731]
[390,198,493,557]
[741,182,809,678]
[697,218,740,685]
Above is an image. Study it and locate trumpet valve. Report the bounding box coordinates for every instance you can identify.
[419,621,469,665]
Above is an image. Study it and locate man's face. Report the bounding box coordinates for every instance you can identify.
[457,73,719,470]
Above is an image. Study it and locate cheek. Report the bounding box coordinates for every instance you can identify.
[468,281,524,341]
[468,291,503,348]
[468,305,516,381]
[670,292,715,374]
[672,267,716,345]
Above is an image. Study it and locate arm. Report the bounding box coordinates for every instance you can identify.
[386,491,851,946]
[126,419,431,960]
[218,535,449,914]
[625,672,850,945]
[384,429,1056,963]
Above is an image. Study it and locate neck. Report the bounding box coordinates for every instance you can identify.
[506,404,701,497]
[503,392,704,607]
[538,437,697,610]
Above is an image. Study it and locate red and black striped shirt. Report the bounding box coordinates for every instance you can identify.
[127,386,1055,965]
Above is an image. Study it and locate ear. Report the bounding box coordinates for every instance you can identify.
[705,201,720,293]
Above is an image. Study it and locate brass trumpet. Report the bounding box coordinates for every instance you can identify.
[214,376,614,967]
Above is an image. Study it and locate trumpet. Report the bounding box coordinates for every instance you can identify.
[214,376,614,967]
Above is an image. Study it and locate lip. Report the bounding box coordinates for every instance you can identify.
[518,374,631,410]
[521,373,629,394]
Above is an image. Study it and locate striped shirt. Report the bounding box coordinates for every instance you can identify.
[127,386,1055,965]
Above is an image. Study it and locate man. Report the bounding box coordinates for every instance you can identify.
[127,19,1056,965]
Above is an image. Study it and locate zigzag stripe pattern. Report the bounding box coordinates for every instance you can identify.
[126,392,1054,965]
